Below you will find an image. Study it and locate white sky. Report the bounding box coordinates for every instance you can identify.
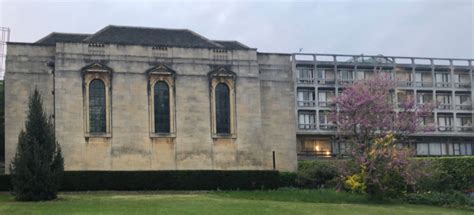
[0,0,473,58]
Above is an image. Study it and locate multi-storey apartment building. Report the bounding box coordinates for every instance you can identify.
[293,54,474,159]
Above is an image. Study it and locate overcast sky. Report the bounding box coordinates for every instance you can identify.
[1,0,473,58]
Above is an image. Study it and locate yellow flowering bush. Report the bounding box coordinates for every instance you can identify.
[344,173,366,193]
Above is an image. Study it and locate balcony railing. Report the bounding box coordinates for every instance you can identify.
[297,100,316,107]
[457,126,473,132]
[454,82,471,88]
[414,81,433,87]
[437,103,452,110]
[317,79,336,85]
[318,101,334,107]
[438,126,454,132]
[298,123,317,130]
[319,124,336,130]
[397,81,413,87]
[435,82,450,88]
[417,102,434,108]
[297,78,314,84]
[455,104,473,110]
[339,79,354,84]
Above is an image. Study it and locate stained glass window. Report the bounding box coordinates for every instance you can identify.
[215,83,230,134]
[89,79,106,133]
[154,81,170,133]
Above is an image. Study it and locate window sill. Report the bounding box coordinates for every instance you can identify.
[85,133,112,138]
[150,133,176,138]
[212,133,237,139]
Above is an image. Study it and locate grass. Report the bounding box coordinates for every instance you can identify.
[0,189,471,215]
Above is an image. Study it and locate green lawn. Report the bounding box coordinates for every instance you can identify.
[0,189,471,215]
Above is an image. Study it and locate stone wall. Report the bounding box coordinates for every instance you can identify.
[258,53,298,171]
[4,44,55,173]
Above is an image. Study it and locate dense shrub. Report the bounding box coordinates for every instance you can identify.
[0,170,279,191]
[403,190,474,208]
[10,90,64,201]
[296,160,340,188]
[416,157,474,192]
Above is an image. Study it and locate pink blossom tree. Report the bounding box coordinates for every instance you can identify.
[331,73,435,197]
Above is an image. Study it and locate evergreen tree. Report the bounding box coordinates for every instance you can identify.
[10,89,63,201]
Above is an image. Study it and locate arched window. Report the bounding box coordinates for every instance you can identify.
[89,79,106,133]
[154,81,170,133]
[215,83,230,134]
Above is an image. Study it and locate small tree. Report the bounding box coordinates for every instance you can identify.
[331,74,434,198]
[10,89,63,201]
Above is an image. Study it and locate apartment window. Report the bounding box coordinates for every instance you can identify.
[438,114,453,131]
[317,68,335,84]
[395,68,412,87]
[297,88,315,107]
[435,73,450,87]
[416,143,429,155]
[454,143,473,155]
[436,94,452,109]
[147,65,176,137]
[89,79,106,133]
[417,142,473,156]
[299,139,332,156]
[339,69,354,81]
[154,81,170,133]
[453,73,471,88]
[429,143,448,155]
[455,94,472,110]
[318,68,326,80]
[318,91,334,107]
[319,111,334,130]
[457,115,472,132]
[356,69,373,80]
[417,93,433,105]
[415,72,433,87]
[298,67,314,83]
[298,111,316,130]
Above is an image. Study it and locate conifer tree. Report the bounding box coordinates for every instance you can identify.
[10,89,63,201]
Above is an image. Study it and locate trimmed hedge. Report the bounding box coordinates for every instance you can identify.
[0,170,279,191]
[0,174,10,191]
[279,172,297,187]
[416,156,474,191]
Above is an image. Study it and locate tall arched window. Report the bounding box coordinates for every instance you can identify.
[89,79,106,133]
[215,83,230,134]
[154,81,170,133]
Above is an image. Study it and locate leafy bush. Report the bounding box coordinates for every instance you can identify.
[9,90,64,201]
[403,190,474,208]
[296,160,339,188]
[0,170,279,191]
[416,157,474,192]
